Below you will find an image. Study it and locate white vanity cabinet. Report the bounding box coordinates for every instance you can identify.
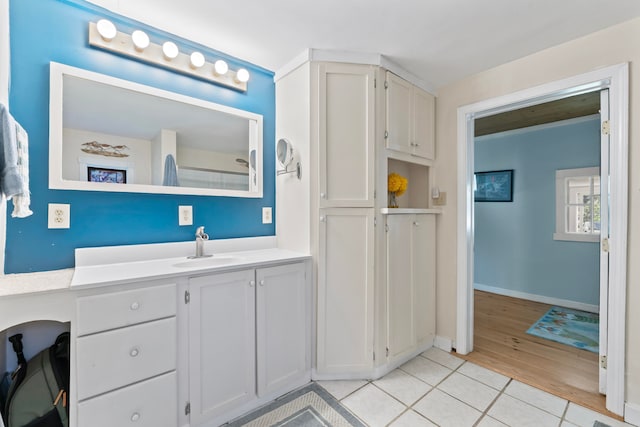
[75,282,178,427]
[186,261,310,427]
[385,71,435,160]
[385,214,436,362]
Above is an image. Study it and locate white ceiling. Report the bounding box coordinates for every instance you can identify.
[87,0,640,90]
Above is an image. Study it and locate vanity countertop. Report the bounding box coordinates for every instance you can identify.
[0,237,310,296]
[71,247,310,289]
[0,268,74,298]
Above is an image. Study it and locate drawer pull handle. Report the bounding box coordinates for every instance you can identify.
[130,302,140,311]
[249,280,255,287]
[131,412,141,422]
[130,347,140,357]
[259,280,265,286]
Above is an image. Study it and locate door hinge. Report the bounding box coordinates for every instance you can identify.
[602,237,610,253]
[385,224,389,232]
[374,78,376,88]
[384,130,388,139]
[374,217,377,227]
[373,351,375,361]
[602,120,610,135]
[600,355,607,369]
[374,189,377,199]
[384,80,388,89]
[184,290,191,304]
[185,402,191,415]
[386,347,389,357]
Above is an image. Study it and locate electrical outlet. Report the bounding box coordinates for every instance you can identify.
[48,203,70,229]
[262,207,272,224]
[179,205,193,226]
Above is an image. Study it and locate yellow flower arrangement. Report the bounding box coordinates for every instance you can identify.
[388,173,408,196]
[388,173,408,208]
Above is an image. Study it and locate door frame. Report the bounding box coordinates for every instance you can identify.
[455,63,629,415]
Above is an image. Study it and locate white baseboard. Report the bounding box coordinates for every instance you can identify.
[434,336,453,352]
[474,283,599,313]
[625,402,640,426]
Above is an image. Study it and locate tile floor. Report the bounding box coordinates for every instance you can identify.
[317,348,634,427]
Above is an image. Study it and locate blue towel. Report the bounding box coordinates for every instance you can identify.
[0,103,32,217]
[162,154,179,186]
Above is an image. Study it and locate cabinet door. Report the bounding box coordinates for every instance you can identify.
[412,88,435,160]
[256,263,309,397]
[413,215,436,345]
[385,71,412,154]
[318,63,375,208]
[317,208,374,374]
[386,215,415,359]
[188,270,256,425]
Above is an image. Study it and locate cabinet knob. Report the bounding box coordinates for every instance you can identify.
[259,280,265,286]
[413,221,420,227]
[130,302,140,311]
[319,216,325,222]
[249,280,255,287]
[130,347,140,357]
[320,192,326,199]
[130,412,141,422]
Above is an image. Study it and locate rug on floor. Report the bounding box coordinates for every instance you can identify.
[526,306,599,353]
[226,383,365,427]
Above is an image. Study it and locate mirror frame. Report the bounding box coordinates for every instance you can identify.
[49,62,264,197]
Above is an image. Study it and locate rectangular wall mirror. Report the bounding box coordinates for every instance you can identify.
[49,62,263,197]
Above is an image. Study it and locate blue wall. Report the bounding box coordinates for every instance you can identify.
[6,0,276,273]
[474,117,600,306]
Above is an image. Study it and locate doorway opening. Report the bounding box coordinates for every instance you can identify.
[455,64,628,416]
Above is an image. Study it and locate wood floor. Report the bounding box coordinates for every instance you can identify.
[456,290,622,420]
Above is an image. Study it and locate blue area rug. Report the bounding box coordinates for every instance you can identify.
[526,306,599,353]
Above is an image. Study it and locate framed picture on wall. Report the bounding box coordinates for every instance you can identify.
[87,167,127,184]
[474,169,513,202]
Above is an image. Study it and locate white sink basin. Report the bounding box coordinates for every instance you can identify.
[172,256,239,268]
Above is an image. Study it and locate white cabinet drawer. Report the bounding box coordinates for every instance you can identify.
[77,371,177,427]
[77,283,176,336]
[76,317,176,400]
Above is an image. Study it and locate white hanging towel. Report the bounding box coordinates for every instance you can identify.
[0,103,32,217]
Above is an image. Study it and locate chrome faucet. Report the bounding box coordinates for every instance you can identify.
[190,226,212,259]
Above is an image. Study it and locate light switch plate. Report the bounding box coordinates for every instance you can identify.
[433,191,447,206]
[48,203,70,229]
[179,205,193,226]
[262,207,272,224]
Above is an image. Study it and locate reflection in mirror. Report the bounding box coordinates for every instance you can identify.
[49,62,263,197]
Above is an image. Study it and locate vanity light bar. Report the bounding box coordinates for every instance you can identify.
[88,20,249,92]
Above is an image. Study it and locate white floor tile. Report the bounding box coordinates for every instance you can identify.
[420,347,465,370]
[373,369,432,406]
[400,355,452,386]
[564,402,632,427]
[476,416,509,427]
[437,372,499,411]
[504,380,568,417]
[488,394,561,427]
[413,389,482,427]
[388,410,437,427]
[560,422,580,427]
[341,383,406,427]
[457,361,510,390]
[315,380,368,401]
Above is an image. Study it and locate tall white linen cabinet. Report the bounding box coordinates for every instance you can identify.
[276,57,440,379]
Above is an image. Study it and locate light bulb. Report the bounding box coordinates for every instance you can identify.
[213,60,228,75]
[190,52,205,69]
[96,19,117,42]
[131,30,150,51]
[236,68,250,83]
[162,41,179,60]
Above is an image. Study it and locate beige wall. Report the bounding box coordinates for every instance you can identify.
[435,16,639,405]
